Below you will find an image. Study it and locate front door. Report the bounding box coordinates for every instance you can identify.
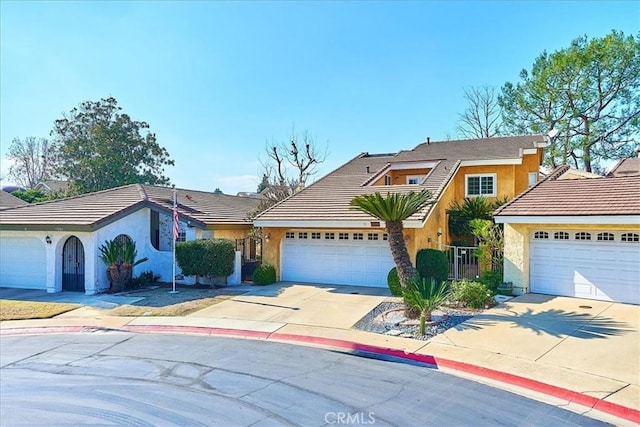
[62,236,85,292]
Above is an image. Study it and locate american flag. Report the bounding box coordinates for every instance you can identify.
[173,193,179,241]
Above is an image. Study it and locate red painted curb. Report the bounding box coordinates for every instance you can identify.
[2,324,638,424]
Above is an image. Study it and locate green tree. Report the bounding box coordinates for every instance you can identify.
[50,97,174,194]
[350,190,433,287]
[499,31,640,172]
[256,174,269,193]
[7,137,53,188]
[11,188,50,203]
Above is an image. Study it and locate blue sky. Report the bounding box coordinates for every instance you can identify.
[1,1,638,194]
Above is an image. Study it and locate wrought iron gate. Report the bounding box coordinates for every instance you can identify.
[62,236,85,292]
[444,245,480,281]
[235,237,262,282]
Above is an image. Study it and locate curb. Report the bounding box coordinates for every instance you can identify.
[3,324,638,424]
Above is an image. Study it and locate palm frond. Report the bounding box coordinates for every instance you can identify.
[350,190,434,222]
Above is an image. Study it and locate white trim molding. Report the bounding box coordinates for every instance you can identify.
[465,173,497,197]
[254,220,425,229]
[460,158,522,166]
[494,215,640,225]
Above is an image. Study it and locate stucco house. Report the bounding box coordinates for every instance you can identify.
[254,135,548,287]
[0,190,29,210]
[494,164,640,305]
[0,184,259,294]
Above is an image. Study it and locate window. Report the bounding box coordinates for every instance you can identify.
[285,232,295,239]
[465,174,496,197]
[384,176,392,185]
[597,232,614,242]
[621,233,640,242]
[575,232,591,241]
[406,176,424,185]
[528,172,538,187]
[353,233,363,240]
[325,232,335,240]
[367,233,379,241]
[383,233,388,241]
[176,230,186,243]
[338,233,349,240]
[533,231,549,239]
[554,231,569,240]
[311,232,321,239]
[298,232,308,239]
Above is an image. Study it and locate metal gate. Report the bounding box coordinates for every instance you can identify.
[235,237,262,282]
[444,245,480,281]
[62,236,85,292]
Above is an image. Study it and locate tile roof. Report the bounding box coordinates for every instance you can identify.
[256,135,546,225]
[0,184,260,231]
[607,158,640,177]
[495,165,640,217]
[0,191,29,210]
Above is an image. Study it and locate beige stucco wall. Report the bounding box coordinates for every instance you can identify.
[207,225,252,241]
[503,222,640,295]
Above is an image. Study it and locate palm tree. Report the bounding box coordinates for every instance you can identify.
[350,190,433,287]
[401,277,450,336]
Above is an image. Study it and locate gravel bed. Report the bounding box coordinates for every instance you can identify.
[353,301,479,341]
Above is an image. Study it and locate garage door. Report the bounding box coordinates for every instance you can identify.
[0,237,47,289]
[530,230,640,304]
[281,231,395,287]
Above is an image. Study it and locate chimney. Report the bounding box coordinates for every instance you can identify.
[427,137,430,145]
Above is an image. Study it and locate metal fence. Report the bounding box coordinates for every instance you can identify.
[444,245,480,281]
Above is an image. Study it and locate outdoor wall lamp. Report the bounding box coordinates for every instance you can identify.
[45,236,52,245]
[264,233,271,242]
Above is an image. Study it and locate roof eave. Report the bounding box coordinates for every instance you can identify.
[494,214,640,225]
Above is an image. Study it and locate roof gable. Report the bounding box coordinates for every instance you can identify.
[0,190,29,210]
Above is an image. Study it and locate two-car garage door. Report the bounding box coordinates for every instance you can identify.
[530,230,640,304]
[281,231,394,288]
[0,237,47,289]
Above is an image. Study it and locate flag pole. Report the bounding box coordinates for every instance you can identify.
[170,185,179,294]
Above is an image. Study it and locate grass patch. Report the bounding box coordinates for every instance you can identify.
[104,288,242,317]
[0,300,81,321]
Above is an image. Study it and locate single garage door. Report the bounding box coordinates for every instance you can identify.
[281,231,395,288]
[0,237,47,289]
[529,230,640,304]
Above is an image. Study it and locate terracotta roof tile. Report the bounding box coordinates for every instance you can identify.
[608,158,640,177]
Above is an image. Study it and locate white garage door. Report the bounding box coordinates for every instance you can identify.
[281,231,395,288]
[530,230,640,304]
[0,237,47,289]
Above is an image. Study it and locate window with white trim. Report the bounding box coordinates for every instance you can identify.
[367,233,379,241]
[338,233,349,240]
[621,233,640,242]
[465,174,496,197]
[176,230,186,242]
[353,233,363,240]
[597,232,614,242]
[285,232,295,239]
[311,232,321,239]
[298,232,308,239]
[384,176,392,185]
[554,231,569,240]
[528,172,538,187]
[325,232,335,240]
[575,232,591,241]
[406,176,425,185]
[533,231,549,239]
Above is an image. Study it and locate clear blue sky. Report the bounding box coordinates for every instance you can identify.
[1,1,638,194]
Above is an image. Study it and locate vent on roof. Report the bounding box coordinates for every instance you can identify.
[427,137,430,145]
[366,166,370,173]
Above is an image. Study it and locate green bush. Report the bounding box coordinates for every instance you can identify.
[450,280,492,309]
[131,270,160,288]
[387,267,403,296]
[176,239,235,281]
[479,270,503,294]
[252,264,276,285]
[416,249,449,283]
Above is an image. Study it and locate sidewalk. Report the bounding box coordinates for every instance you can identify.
[1,283,638,425]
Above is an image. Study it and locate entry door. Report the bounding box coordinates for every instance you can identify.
[62,236,85,292]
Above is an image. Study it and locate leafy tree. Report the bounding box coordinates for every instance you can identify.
[50,97,174,194]
[499,31,640,172]
[350,190,433,287]
[447,196,508,239]
[6,137,53,188]
[251,128,327,216]
[469,218,504,274]
[457,86,502,138]
[11,188,50,203]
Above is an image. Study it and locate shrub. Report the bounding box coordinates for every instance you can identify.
[450,280,492,309]
[176,239,235,281]
[416,249,449,283]
[252,264,276,285]
[479,270,503,294]
[131,270,160,288]
[387,267,403,296]
[401,277,450,335]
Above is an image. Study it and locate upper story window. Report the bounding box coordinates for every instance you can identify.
[384,176,392,185]
[528,172,538,187]
[465,174,496,197]
[406,176,425,185]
